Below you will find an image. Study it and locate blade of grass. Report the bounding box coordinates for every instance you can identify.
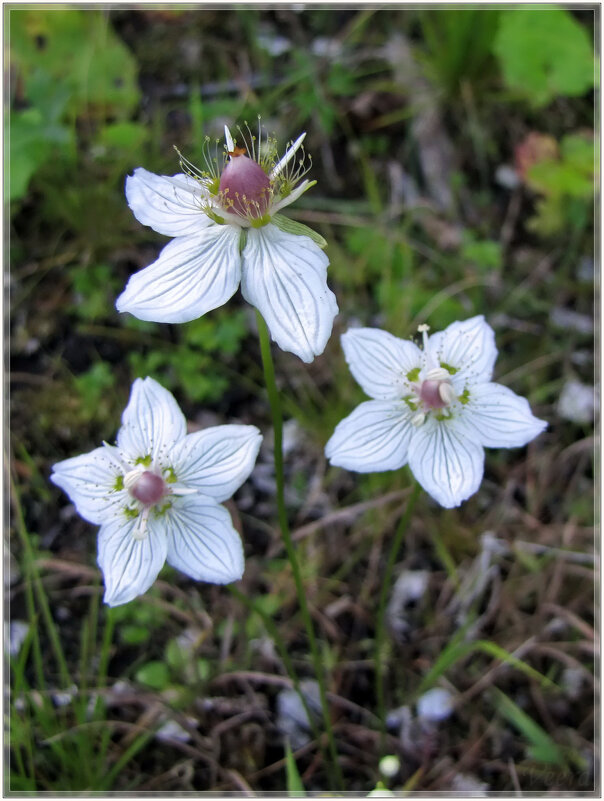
[418,637,559,695]
[10,471,71,687]
[493,687,565,765]
[285,739,307,796]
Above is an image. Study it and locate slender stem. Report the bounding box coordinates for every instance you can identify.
[256,311,343,790]
[375,480,422,743]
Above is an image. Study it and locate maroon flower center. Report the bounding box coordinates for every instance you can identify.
[219,153,271,218]
[129,471,166,506]
[419,379,449,410]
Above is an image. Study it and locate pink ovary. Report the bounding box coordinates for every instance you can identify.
[129,471,166,506]
[219,154,271,217]
[419,379,448,410]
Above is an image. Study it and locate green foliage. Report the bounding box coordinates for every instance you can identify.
[72,362,116,421]
[127,310,248,404]
[285,47,362,133]
[419,9,501,97]
[70,263,122,321]
[10,9,139,116]
[135,661,170,691]
[96,121,149,153]
[527,133,595,236]
[9,8,140,204]
[8,72,73,202]
[493,7,595,107]
[460,231,502,272]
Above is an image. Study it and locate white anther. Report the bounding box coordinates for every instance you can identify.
[417,324,430,333]
[170,487,198,496]
[425,367,451,381]
[123,467,144,492]
[438,382,456,405]
[411,411,426,427]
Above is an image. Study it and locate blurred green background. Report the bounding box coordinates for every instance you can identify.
[8,6,596,793]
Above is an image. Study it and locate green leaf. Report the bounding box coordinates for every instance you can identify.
[135,661,169,691]
[8,106,73,202]
[284,739,306,796]
[10,9,140,116]
[97,122,149,152]
[493,688,565,765]
[461,234,502,271]
[119,625,150,646]
[272,214,327,249]
[493,7,595,107]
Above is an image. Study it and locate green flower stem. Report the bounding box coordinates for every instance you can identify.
[256,311,343,790]
[375,480,422,743]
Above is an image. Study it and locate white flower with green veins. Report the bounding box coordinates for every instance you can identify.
[51,377,262,606]
[326,316,547,508]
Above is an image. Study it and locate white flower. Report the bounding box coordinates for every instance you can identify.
[325,316,547,508]
[116,123,338,363]
[51,377,262,606]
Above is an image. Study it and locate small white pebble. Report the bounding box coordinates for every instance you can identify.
[550,307,593,335]
[156,719,192,743]
[558,380,597,424]
[416,687,454,723]
[7,621,30,657]
[495,164,521,190]
[451,772,489,796]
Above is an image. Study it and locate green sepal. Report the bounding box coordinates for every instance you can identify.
[239,229,247,254]
[272,214,327,249]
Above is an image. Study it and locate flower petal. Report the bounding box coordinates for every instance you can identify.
[116,225,242,323]
[241,224,338,362]
[466,382,548,448]
[51,447,125,525]
[427,315,497,385]
[325,400,414,473]
[164,496,244,584]
[126,168,211,237]
[170,425,262,502]
[98,514,168,606]
[117,377,187,463]
[407,417,484,508]
[341,328,422,400]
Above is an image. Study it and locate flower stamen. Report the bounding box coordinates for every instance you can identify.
[132,506,151,541]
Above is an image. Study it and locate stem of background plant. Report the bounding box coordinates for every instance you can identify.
[375,479,421,747]
[256,311,343,790]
